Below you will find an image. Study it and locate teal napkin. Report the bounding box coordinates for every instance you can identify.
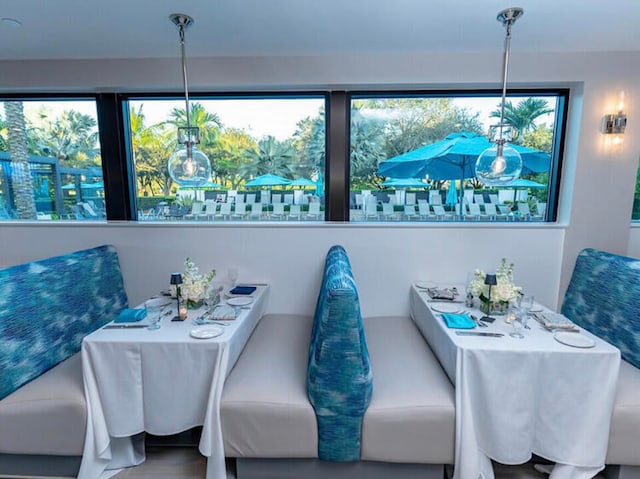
[441,313,476,329]
[114,308,147,323]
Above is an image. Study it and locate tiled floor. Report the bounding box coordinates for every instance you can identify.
[112,447,608,479]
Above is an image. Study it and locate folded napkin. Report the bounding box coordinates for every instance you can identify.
[441,313,476,329]
[114,308,147,323]
[212,305,238,320]
[229,285,256,295]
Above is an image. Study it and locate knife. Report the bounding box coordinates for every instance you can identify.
[455,331,504,337]
[103,324,148,329]
[427,300,466,304]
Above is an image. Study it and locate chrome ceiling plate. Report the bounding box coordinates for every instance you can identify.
[170,13,194,30]
[497,7,524,26]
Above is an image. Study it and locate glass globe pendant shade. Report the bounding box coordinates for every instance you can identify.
[167,145,211,187]
[475,142,522,187]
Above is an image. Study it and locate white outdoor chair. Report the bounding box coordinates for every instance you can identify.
[517,202,531,220]
[270,202,286,220]
[231,202,247,220]
[474,194,485,205]
[405,192,416,205]
[214,202,232,220]
[381,202,396,221]
[200,200,218,220]
[248,202,263,220]
[465,203,482,221]
[533,202,547,221]
[364,196,379,220]
[288,204,302,220]
[403,205,420,221]
[246,193,256,204]
[271,194,282,204]
[418,202,433,220]
[184,202,204,220]
[284,194,294,205]
[305,202,322,220]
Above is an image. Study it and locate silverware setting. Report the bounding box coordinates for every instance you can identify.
[103,324,147,329]
[455,331,504,337]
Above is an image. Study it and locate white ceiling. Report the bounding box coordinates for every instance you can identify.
[1,0,639,61]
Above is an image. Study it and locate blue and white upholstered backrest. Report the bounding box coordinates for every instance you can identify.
[561,248,640,369]
[307,245,373,462]
[0,245,128,400]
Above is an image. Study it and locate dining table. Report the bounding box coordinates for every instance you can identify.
[410,285,620,479]
[78,284,269,479]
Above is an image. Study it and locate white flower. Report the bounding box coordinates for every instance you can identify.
[178,257,216,303]
[469,259,520,303]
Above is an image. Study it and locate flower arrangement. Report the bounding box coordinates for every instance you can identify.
[468,258,521,313]
[175,257,216,308]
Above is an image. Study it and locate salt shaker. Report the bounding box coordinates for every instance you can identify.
[465,291,474,308]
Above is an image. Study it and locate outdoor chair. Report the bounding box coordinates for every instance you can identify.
[418,202,433,220]
[432,204,454,221]
[381,202,396,221]
[231,202,247,220]
[248,202,263,220]
[489,194,499,204]
[403,205,419,221]
[474,194,485,205]
[354,194,363,210]
[284,194,294,205]
[386,194,396,205]
[288,204,302,220]
[80,202,104,219]
[405,192,416,205]
[246,194,256,204]
[214,202,232,220]
[305,202,322,220]
[465,203,482,221]
[184,202,204,220]
[534,202,547,221]
[429,192,442,205]
[270,202,285,220]
[201,200,218,220]
[497,204,514,220]
[260,190,271,205]
[516,202,531,220]
[272,194,282,204]
[364,196,379,221]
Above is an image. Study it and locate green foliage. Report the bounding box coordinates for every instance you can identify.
[239,136,296,180]
[490,98,554,144]
[522,124,553,153]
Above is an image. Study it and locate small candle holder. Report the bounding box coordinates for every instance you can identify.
[170,273,184,321]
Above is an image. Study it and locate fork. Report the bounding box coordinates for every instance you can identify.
[469,314,487,327]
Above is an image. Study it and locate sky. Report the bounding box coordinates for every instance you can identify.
[15,95,555,141]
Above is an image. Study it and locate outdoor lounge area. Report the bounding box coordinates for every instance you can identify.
[1,2,640,479]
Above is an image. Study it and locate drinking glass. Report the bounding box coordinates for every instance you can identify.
[228,268,239,288]
[510,312,525,338]
[519,295,534,329]
[145,298,166,330]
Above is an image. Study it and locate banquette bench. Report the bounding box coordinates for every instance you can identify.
[0,245,128,478]
[561,248,640,479]
[220,245,456,479]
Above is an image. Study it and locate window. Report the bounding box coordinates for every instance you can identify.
[633,158,640,222]
[126,95,326,222]
[0,98,104,221]
[348,91,566,222]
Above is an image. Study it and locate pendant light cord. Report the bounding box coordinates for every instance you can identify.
[178,24,192,134]
[497,22,512,144]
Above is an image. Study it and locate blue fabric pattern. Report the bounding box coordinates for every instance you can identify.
[0,245,128,400]
[562,248,640,369]
[307,245,373,462]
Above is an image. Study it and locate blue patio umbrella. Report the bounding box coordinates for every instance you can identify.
[381,178,429,188]
[315,172,324,198]
[290,177,316,188]
[445,181,458,205]
[504,178,546,202]
[245,174,291,187]
[377,132,551,212]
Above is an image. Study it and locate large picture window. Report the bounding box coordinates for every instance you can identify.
[0,98,104,221]
[349,92,566,222]
[127,95,326,222]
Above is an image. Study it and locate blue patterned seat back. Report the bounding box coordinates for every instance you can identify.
[307,245,372,462]
[562,248,640,369]
[0,245,128,400]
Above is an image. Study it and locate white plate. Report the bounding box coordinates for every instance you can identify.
[190,326,224,339]
[553,331,595,348]
[227,296,253,306]
[415,281,436,289]
[431,304,464,314]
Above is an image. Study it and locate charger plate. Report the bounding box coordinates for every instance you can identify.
[190,326,224,339]
[553,331,595,348]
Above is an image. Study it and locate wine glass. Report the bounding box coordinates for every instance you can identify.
[227,268,238,288]
[145,298,166,330]
[510,313,525,338]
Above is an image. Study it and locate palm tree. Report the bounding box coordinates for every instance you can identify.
[165,102,222,148]
[490,98,554,143]
[4,101,37,219]
[30,109,100,167]
[239,136,295,179]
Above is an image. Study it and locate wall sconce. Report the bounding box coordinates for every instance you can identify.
[601,91,627,151]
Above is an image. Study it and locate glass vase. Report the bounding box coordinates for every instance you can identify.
[479,294,508,315]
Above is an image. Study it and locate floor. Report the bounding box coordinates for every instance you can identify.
[111,447,608,479]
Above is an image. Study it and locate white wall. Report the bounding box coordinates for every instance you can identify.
[1,50,639,313]
[0,223,565,316]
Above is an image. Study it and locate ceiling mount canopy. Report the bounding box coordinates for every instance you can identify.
[167,12,212,188]
[475,7,524,187]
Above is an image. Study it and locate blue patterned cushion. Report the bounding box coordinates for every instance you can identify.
[562,248,640,369]
[307,245,373,462]
[0,245,128,400]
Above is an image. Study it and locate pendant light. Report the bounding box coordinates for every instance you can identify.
[475,8,524,187]
[167,13,212,187]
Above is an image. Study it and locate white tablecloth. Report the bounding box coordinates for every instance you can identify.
[410,286,620,479]
[78,286,269,479]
